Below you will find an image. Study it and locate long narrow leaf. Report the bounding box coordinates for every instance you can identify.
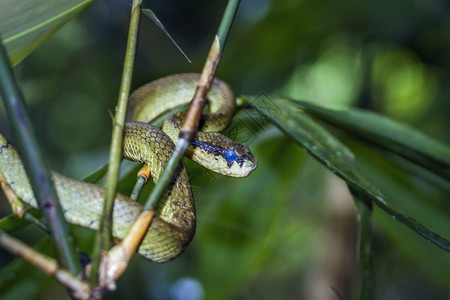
[0,0,94,65]
[142,9,191,63]
[0,215,28,232]
[0,39,82,274]
[251,96,450,251]
[346,137,450,283]
[289,100,450,179]
[82,162,109,183]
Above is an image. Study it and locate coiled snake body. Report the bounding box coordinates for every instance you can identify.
[0,74,257,263]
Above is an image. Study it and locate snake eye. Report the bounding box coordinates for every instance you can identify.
[224,149,237,162]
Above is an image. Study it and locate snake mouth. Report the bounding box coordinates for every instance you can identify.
[223,157,257,177]
[247,159,258,170]
[242,158,258,175]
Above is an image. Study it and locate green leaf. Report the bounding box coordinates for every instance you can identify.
[81,162,109,183]
[251,96,450,251]
[289,100,450,179]
[346,137,450,284]
[142,9,191,63]
[0,0,94,65]
[0,215,28,232]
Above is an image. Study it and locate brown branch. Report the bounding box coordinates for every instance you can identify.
[0,231,91,300]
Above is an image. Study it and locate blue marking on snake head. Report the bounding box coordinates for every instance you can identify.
[224,149,237,167]
[225,149,237,161]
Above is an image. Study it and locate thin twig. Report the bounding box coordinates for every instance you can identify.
[0,35,82,275]
[0,231,91,299]
[130,165,150,201]
[145,0,241,211]
[90,0,141,284]
[99,210,154,290]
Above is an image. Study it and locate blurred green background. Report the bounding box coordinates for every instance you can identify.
[0,0,449,299]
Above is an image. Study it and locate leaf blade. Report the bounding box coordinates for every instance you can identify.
[289,100,450,178]
[251,96,450,251]
[0,0,94,65]
[142,8,191,63]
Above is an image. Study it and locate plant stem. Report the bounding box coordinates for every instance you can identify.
[0,231,90,299]
[353,190,374,300]
[144,0,241,211]
[217,0,240,47]
[130,176,146,201]
[90,1,141,284]
[0,36,82,276]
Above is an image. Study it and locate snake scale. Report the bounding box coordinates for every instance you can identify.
[0,73,257,263]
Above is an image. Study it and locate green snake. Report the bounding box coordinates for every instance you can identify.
[0,73,257,263]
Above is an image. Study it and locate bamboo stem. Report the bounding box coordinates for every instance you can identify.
[0,35,82,276]
[144,0,241,211]
[90,0,141,284]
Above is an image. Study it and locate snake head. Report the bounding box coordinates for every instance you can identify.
[190,133,257,177]
[221,144,257,177]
